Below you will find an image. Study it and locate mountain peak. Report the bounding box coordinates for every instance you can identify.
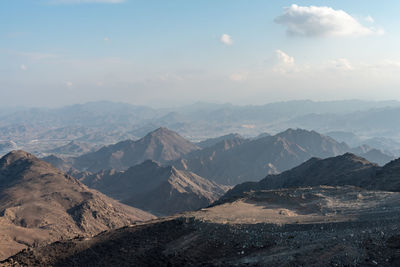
[277,128,319,137]
[138,159,162,168]
[0,150,38,169]
[147,127,178,137]
[3,150,34,160]
[338,152,373,165]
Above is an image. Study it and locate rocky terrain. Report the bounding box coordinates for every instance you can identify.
[80,160,229,216]
[2,185,400,266]
[0,151,155,260]
[73,127,199,172]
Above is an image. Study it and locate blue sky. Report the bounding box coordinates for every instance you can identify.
[1,0,400,107]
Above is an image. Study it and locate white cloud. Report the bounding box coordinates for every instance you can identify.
[275,4,382,37]
[20,64,27,71]
[220,34,233,45]
[103,37,111,42]
[49,0,125,4]
[275,50,294,66]
[274,50,296,73]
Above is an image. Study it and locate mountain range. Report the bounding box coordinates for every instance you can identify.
[73,127,199,172]
[3,100,400,157]
[42,127,395,187]
[173,128,393,185]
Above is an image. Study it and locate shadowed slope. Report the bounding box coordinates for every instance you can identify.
[81,160,229,216]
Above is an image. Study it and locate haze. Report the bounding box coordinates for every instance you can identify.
[2,0,400,107]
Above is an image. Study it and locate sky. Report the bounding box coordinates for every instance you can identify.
[1,0,400,107]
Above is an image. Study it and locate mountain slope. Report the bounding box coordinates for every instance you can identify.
[0,151,155,260]
[220,152,400,203]
[73,127,199,172]
[81,160,229,216]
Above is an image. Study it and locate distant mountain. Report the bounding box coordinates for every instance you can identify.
[173,129,351,185]
[326,131,361,147]
[46,140,96,156]
[327,131,400,157]
[81,160,229,216]
[290,107,400,139]
[42,154,73,172]
[221,152,400,202]
[252,132,271,140]
[354,147,395,166]
[4,100,400,156]
[361,137,400,156]
[0,151,155,260]
[73,127,199,172]
[196,133,244,148]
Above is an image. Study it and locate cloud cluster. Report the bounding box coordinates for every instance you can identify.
[275,50,294,66]
[274,50,296,73]
[275,4,382,37]
[220,34,233,45]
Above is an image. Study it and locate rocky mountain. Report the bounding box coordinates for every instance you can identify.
[0,151,155,260]
[73,127,199,172]
[221,152,400,202]
[80,160,229,216]
[196,133,244,148]
[4,185,400,266]
[173,129,351,185]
